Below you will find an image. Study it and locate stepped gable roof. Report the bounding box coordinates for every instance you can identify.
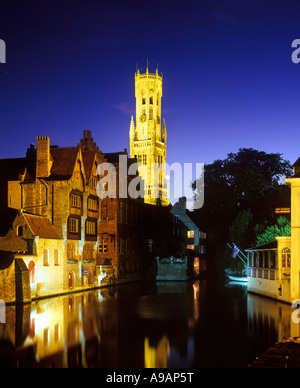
[48,146,79,180]
[23,213,60,239]
[82,150,97,181]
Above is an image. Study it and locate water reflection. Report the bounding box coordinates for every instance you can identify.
[0,280,298,368]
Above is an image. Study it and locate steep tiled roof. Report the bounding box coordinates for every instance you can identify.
[82,150,97,181]
[49,147,79,180]
[293,157,300,167]
[23,213,60,239]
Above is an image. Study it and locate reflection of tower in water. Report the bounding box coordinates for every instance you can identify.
[144,335,170,368]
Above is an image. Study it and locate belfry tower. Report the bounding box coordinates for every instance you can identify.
[130,67,168,206]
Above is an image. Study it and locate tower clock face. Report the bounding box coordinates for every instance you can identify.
[140,114,146,123]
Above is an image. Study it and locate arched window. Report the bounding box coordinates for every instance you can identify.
[43,249,49,266]
[28,260,35,283]
[282,248,291,268]
[17,226,23,236]
[54,249,59,266]
[68,272,75,289]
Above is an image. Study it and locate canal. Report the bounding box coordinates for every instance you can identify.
[0,278,296,368]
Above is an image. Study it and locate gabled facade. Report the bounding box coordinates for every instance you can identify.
[170,197,207,276]
[245,157,300,303]
[0,132,113,301]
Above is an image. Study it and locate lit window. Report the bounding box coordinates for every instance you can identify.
[28,260,35,283]
[149,108,153,119]
[70,194,81,208]
[67,243,78,261]
[282,247,291,268]
[69,218,79,233]
[54,249,59,266]
[187,231,194,238]
[88,198,98,211]
[86,220,96,235]
[43,249,50,266]
[83,245,95,261]
[98,238,108,253]
[187,245,195,251]
[17,225,23,236]
[91,176,98,189]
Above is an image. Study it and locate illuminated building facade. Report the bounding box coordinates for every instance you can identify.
[130,67,168,206]
[245,158,300,303]
[170,197,207,277]
[97,150,143,279]
[0,131,143,302]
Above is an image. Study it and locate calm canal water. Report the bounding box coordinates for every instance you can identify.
[0,279,297,368]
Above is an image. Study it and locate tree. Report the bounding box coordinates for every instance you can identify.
[226,209,254,273]
[255,216,291,246]
[229,209,254,248]
[192,148,292,274]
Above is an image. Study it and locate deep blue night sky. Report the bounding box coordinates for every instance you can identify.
[1,0,300,177]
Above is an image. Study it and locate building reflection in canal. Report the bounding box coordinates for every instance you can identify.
[0,280,298,368]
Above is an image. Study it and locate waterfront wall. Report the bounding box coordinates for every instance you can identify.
[156,257,188,281]
[0,255,31,304]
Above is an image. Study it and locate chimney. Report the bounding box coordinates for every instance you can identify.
[36,136,51,178]
[84,130,92,138]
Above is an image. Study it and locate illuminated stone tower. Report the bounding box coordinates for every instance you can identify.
[130,67,168,206]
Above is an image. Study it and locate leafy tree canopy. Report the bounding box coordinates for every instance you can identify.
[255,216,291,246]
[192,148,292,270]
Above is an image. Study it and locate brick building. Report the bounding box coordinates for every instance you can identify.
[0,131,144,302]
[98,151,144,280]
